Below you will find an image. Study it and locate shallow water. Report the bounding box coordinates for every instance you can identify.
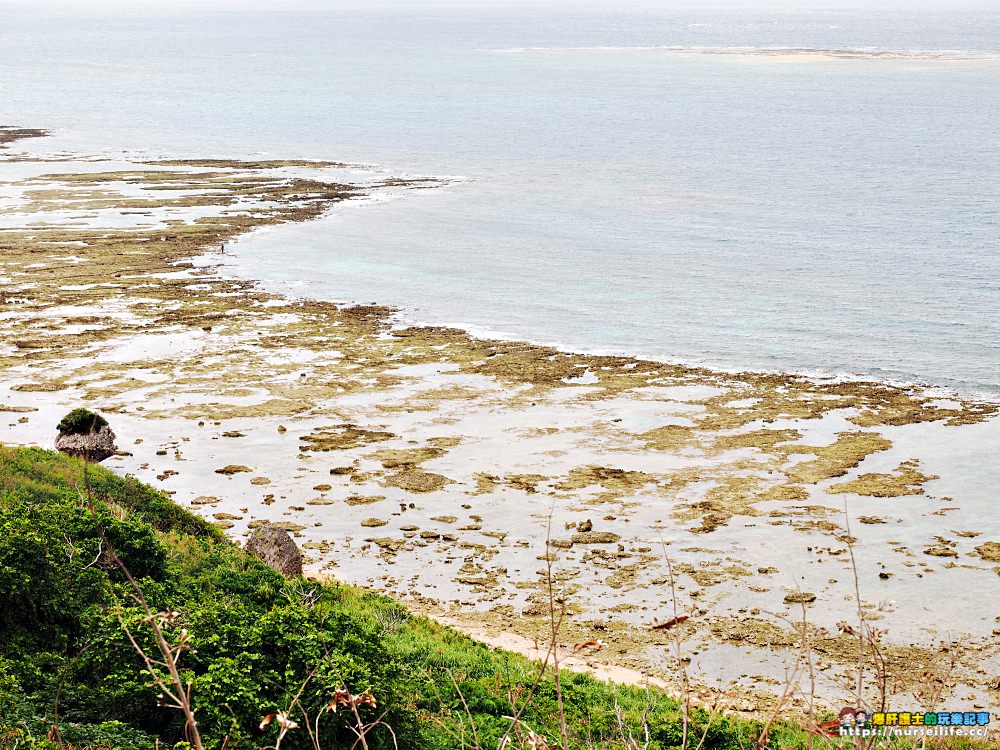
[3,1,999,396]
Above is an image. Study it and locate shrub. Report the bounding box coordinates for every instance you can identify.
[56,408,109,436]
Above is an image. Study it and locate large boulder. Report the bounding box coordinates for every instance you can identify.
[246,525,303,577]
[55,408,117,462]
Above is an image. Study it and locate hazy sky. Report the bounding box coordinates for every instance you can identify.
[7,0,1000,9]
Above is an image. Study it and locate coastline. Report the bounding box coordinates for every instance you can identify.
[2,130,999,717]
[217,265,1000,407]
[217,195,1000,405]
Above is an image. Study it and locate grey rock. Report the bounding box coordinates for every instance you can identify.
[55,425,117,463]
[246,525,303,577]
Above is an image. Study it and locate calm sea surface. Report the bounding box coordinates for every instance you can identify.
[3,2,999,396]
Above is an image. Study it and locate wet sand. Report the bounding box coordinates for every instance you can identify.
[2,130,998,718]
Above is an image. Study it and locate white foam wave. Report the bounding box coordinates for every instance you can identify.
[350,303,1000,404]
[485,45,1000,61]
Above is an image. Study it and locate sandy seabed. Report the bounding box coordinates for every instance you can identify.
[2,127,998,718]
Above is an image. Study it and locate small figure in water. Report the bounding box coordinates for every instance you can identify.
[220,242,225,254]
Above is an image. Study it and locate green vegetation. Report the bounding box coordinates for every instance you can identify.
[0,446,819,750]
[56,408,109,436]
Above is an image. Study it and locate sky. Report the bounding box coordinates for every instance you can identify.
[6,0,1000,9]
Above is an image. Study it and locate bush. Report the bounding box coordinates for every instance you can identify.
[56,408,109,436]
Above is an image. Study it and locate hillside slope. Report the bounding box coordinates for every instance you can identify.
[0,445,811,749]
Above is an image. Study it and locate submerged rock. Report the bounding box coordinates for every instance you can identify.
[974,541,1000,562]
[571,530,620,544]
[923,544,958,558]
[246,525,303,577]
[215,464,252,475]
[54,408,117,462]
[783,592,817,604]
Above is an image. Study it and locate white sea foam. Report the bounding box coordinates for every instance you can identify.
[486,45,1000,61]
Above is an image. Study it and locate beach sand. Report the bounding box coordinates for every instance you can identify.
[2,131,998,717]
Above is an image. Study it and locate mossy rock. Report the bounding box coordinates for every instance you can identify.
[55,408,116,461]
[216,464,252,475]
[571,531,620,544]
[975,541,1000,562]
[783,592,817,604]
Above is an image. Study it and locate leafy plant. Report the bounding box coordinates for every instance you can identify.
[56,408,109,436]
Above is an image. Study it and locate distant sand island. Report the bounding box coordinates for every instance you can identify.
[2,126,998,716]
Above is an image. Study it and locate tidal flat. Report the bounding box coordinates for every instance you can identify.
[2,128,998,718]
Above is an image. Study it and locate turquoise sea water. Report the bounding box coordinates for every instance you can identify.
[3,1,999,396]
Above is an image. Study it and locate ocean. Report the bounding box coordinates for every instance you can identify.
[3,0,999,397]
